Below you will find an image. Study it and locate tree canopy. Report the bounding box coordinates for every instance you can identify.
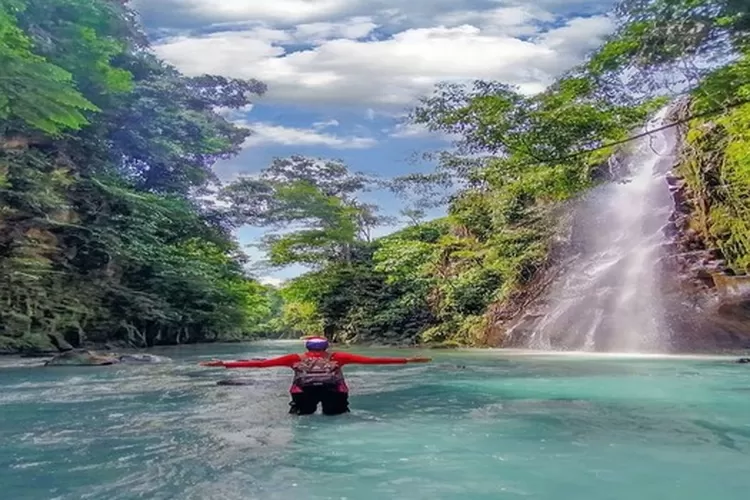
[0,0,274,352]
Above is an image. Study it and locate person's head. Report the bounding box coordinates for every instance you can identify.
[304,336,329,352]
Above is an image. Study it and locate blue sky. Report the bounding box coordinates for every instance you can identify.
[132,0,618,283]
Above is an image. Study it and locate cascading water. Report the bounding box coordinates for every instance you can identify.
[524,105,680,353]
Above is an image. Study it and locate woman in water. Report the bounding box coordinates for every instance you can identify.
[201,337,431,415]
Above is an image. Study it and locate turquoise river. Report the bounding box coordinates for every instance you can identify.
[1,341,749,499]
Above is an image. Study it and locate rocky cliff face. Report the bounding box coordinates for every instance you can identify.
[657,102,750,351]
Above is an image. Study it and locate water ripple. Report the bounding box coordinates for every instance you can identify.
[1,344,750,499]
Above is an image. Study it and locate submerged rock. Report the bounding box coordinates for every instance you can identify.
[44,349,172,366]
[217,378,255,386]
[44,350,120,366]
[117,353,171,364]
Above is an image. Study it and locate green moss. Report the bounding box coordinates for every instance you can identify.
[678,102,750,274]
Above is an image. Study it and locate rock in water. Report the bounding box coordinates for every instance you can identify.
[44,349,120,366]
[217,378,255,386]
[117,353,171,364]
[738,358,750,364]
[44,350,172,366]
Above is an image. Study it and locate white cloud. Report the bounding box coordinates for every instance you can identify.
[174,0,353,25]
[215,103,254,119]
[136,0,615,31]
[202,17,377,46]
[259,276,286,287]
[434,5,555,36]
[312,119,340,130]
[292,17,377,44]
[387,120,458,143]
[155,31,286,73]
[540,15,615,53]
[155,14,612,110]
[240,122,377,149]
[388,122,431,139]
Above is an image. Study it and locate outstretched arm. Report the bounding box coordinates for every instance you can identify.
[200,354,301,369]
[332,352,431,366]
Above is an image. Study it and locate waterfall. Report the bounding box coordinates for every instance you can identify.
[525,105,680,353]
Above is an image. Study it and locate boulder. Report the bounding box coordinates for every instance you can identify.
[117,353,171,364]
[44,349,120,366]
[44,349,172,366]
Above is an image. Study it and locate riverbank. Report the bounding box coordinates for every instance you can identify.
[0,335,263,357]
[2,334,748,361]
[0,329,460,357]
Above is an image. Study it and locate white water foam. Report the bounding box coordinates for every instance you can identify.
[526,106,680,352]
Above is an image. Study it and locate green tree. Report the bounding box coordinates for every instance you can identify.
[0,0,272,352]
[0,1,100,136]
[224,155,385,268]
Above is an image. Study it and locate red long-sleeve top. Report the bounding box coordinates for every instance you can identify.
[218,351,411,393]
[220,352,410,369]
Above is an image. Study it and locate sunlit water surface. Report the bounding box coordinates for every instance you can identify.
[1,341,749,499]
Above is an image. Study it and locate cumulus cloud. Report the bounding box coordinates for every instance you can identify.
[155,13,612,109]
[134,0,354,27]
[189,17,377,46]
[292,17,377,44]
[135,0,615,31]
[140,0,620,114]
[540,15,615,53]
[240,122,377,149]
[433,5,555,36]
[312,119,340,130]
[155,30,286,71]
[215,103,254,119]
[388,122,432,139]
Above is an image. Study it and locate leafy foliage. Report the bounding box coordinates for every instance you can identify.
[680,101,750,274]
[0,2,100,135]
[224,154,385,269]
[588,0,750,104]
[0,0,271,351]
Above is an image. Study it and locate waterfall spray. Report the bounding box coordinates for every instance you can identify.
[524,105,679,353]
